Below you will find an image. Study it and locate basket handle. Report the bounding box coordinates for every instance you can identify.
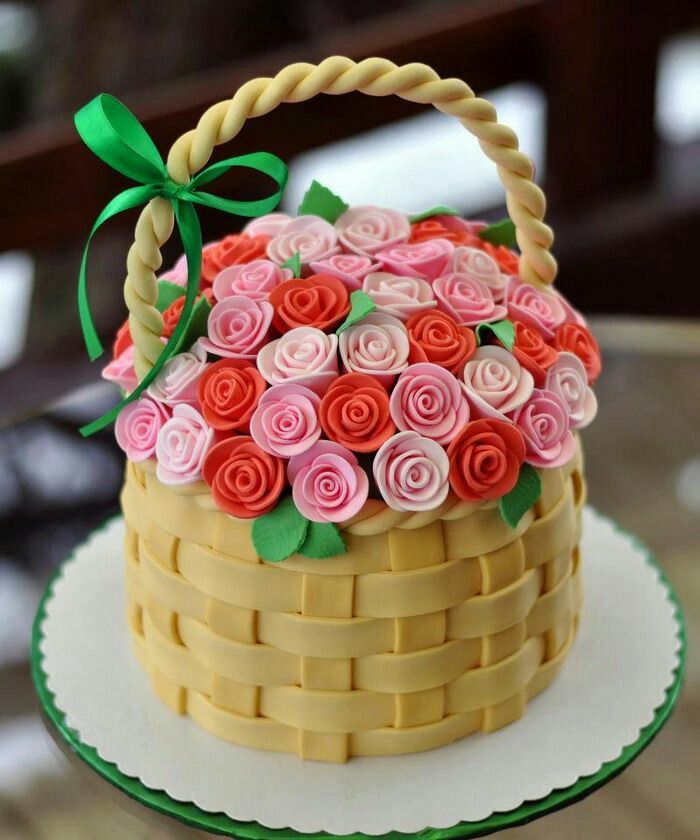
[124,56,557,380]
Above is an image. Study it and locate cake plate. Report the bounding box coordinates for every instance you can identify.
[31,508,685,839]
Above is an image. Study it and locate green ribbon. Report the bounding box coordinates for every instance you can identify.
[75,94,288,436]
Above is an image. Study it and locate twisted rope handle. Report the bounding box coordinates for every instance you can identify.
[125,56,557,380]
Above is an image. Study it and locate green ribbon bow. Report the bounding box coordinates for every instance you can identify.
[75,94,288,436]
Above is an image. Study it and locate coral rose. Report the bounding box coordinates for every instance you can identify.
[267,216,339,266]
[450,246,508,302]
[433,272,507,327]
[462,345,534,420]
[203,437,285,519]
[257,326,339,394]
[410,219,472,245]
[147,342,208,406]
[390,362,469,444]
[310,254,380,291]
[553,323,602,384]
[250,383,322,458]
[198,296,273,360]
[406,309,476,374]
[335,206,410,256]
[115,397,170,463]
[212,260,292,302]
[198,359,266,432]
[319,373,395,453]
[156,404,214,486]
[506,276,566,340]
[201,234,270,286]
[509,320,559,386]
[483,243,519,275]
[161,290,212,339]
[243,213,292,238]
[103,345,138,393]
[339,313,410,386]
[377,238,454,281]
[112,320,132,358]
[362,272,436,321]
[269,274,349,333]
[373,431,450,512]
[447,419,526,502]
[545,352,598,430]
[513,389,576,468]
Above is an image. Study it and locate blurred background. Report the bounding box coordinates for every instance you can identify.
[0,1,698,837]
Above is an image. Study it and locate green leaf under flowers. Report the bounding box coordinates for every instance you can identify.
[336,290,376,335]
[476,319,516,351]
[297,180,349,224]
[173,295,212,354]
[252,496,309,562]
[478,217,517,250]
[498,464,542,529]
[408,205,460,223]
[156,280,186,312]
[281,251,302,278]
[299,520,347,559]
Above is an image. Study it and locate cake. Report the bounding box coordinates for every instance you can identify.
[80,57,601,762]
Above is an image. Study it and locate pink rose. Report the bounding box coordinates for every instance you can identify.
[288,440,369,523]
[212,259,293,302]
[267,216,340,266]
[450,246,508,301]
[158,253,187,286]
[433,273,507,327]
[244,213,292,238]
[102,344,138,393]
[390,362,469,444]
[155,404,214,485]
[115,397,170,462]
[257,326,339,394]
[513,388,576,468]
[462,345,534,420]
[373,430,450,512]
[339,312,410,386]
[506,276,566,339]
[545,352,597,430]
[250,383,322,458]
[310,254,380,292]
[198,296,273,360]
[147,342,207,406]
[377,238,454,281]
[555,288,587,327]
[335,206,410,256]
[362,272,436,321]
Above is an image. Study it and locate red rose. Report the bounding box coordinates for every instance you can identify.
[161,289,213,339]
[268,274,350,333]
[406,310,476,375]
[112,320,132,358]
[201,234,270,286]
[198,359,266,432]
[447,419,526,502]
[319,373,395,453]
[510,321,559,386]
[409,220,471,246]
[202,436,285,519]
[553,323,602,384]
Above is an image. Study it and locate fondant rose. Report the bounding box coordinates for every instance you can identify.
[203,436,284,519]
[161,290,213,339]
[362,272,436,321]
[269,274,349,332]
[112,320,132,358]
[447,419,526,502]
[433,273,507,327]
[155,404,214,486]
[510,320,559,386]
[198,359,266,432]
[513,389,576,468]
[555,289,587,327]
[450,246,508,302]
[201,234,270,286]
[376,238,454,281]
[319,373,394,453]
[462,345,534,419]
[250,383,321,458]
[243,213,292,238]
[406,309,476,374]
[257,326,339,394]
[198,296,273,360]
[483,242,519,275]
[267,216,339,265]
[212,260,292,302]
[335,206,410,256]
[410,219,472,246]
[373,431,450,512]
[390,362,469,444]
[288,441,368,523]
[158,253,187,286]
[147,343,207,406]
[103,344,138,393]
[115,397,170,463]
[339,313,410,386]
[310,254,380,291]
[506,276,566,339]
[545,352,597,430]
[553,323,602,384]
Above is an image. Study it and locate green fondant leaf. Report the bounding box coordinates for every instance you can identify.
[336,290,376,335]
[478,217,517,249]
[297,180,349,224]
[252,496,309,563]
[476,319,516,351]
[300,521,347,559]
[408,205,460,223]
[173,295,212,354]
[156,280,185,312]
[281,251,302,278]
[499,464,542,529]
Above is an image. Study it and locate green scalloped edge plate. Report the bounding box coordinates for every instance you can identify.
[31,515,686,840]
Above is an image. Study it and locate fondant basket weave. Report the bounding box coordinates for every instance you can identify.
[120,57,585,762]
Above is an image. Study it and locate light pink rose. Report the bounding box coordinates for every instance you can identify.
[373,430,449,512]
[155,404,214,485]
[462,345,534,420]
[362,272,436,321]
[339,312,410,386]
[335,206,410,256]
[450,246,508,301]
[433,272,507,327]
[389,362,468,444]
[102,345,138,393]
[310,254,380,291]
[506,276,566,339]
[198,296,272,360]
[377,238,454,281]
[267,216,340,266]
[555,288,587,326]
[147,342,208,406]
[212,260,292,302]
[513,388,576,468]
[244,212,292,238]
[250,383,321,458]
[115,397,170,462]
[158,253,187,286]
[545,352,597,430]
[257,326,339,394]
[288,440,368,523]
